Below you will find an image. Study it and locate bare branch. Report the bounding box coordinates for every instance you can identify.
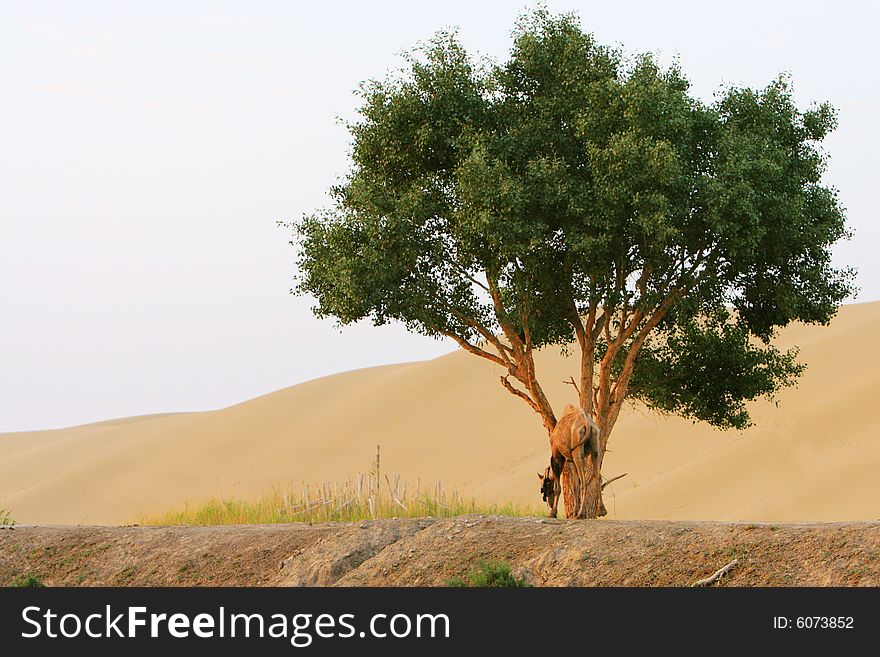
[604,290,684,433]
[615,308,646,348]
[449,309,515,367]
[567,297,586,348]
[447,259,490,292]
[591,311,606,342]
[691,559,739,587]
[601,473,627,490]
[500,375,542,415]
[597,246,722,434]
[478,271,558,433]
[619,284,630,337]
[517,275,536,381]
[584,290,596,343]
[440,330,508,368]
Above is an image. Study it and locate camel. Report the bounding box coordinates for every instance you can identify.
[539,464,611,518]
[538,404,603,518]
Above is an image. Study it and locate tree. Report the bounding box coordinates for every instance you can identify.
[293,9,856,518]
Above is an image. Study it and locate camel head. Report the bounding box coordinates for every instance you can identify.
[538,466,557,508]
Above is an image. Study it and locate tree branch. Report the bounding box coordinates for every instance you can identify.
[447,259,490,293]
[635,262,652,298]
[440,330,508,369]
[591,311,607,342]
[563,376,580,395]
[601,473,627,490]
[500,375,542,415]
[566,292,593,413]
[517,272,536,382]
[477,270,558,433]
[486,276,525,357]
[615,308,646,348]
[691,559,739,587]
[605,292,681,432]
[449,309,515,368]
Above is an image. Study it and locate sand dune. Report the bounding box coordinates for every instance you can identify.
[1,302,878,525]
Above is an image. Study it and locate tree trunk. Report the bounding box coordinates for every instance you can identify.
[561,453,605,519]
[561,461,580,518]
[581,465,604,518]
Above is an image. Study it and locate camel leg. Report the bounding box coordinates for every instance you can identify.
[546,472,559,518]
[549,451,564,518]
[590,443,607,517]
[570,450,589,518]
[584,423,607,517]
[569,425,590,517]
[550,477,560,518]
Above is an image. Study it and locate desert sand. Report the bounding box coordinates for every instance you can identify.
[1,301,878,525]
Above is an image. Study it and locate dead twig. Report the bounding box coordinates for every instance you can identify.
[601,473,627,490]
[385,475,408,511]
[563,376,580,395]
[691,559,739,587]
[290,498,334,515]
[333,499,354,513]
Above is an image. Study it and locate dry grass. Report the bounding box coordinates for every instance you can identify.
[143,472,541,525]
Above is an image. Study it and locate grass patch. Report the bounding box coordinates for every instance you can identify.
[143,472,541,526]
[445,560,529,587]
[117,566,138,582]
[0,509,14,527]
[11,573,44,588]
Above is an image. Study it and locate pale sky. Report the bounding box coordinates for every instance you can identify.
[1,0,877,432]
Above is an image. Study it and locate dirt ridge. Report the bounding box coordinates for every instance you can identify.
[2,516,879,587]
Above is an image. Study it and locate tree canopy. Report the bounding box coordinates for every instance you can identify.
[294,9,855,471]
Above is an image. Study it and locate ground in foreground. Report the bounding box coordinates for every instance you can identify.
[2,516,878,587]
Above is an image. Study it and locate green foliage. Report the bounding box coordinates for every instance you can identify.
[0,509,14,527]
[445,560,529,587]
[294,8,855,430]
[10,573,44,588]
[626,306,806,429]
